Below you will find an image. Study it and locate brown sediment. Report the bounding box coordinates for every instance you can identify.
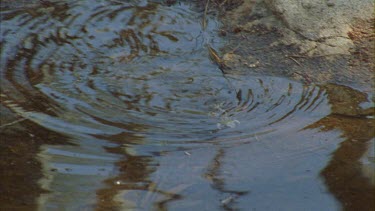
[347,18,375,78]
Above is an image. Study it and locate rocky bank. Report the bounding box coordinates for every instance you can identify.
[208,0,374,92]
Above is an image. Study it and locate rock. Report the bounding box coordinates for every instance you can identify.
[263,0,374,55]
[326,0,335,7]
[223,0,373,56]
[223,53,242,67]
[222,53,259,69]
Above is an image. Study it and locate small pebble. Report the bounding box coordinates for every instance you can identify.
[327,0,335,7]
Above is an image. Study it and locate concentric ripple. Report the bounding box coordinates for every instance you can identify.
[0,0,329,145]
[1,0,339,210]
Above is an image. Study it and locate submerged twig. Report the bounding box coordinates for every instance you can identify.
[288,53,347,58]
[202,0,210,30]
[0,118,27,129]
[219,0,229,8]
[287,56,302,66]
[207,46,224,68]
[206,45,240,102]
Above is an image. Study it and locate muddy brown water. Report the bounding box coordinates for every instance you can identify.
[0,1,374,210]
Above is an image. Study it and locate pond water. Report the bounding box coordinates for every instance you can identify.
[1,0,374,210]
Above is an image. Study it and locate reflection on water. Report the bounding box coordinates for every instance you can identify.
[0,105,70,210]
[0,0,373,210]
[308,84,375,211]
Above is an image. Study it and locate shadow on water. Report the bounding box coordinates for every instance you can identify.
[0,0,374,210]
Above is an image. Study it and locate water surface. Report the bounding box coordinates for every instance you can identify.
[0,0,373,210]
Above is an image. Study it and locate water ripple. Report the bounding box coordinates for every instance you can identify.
[0,1,339,210]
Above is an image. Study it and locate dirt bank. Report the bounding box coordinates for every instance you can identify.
[202,0,374,92]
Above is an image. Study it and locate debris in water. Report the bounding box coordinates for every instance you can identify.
[217,115,240,129]
[221,195,235,205]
